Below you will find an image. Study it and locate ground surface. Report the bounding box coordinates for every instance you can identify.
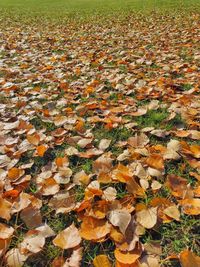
[0,1,200,267]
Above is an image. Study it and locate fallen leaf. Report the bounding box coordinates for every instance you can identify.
[6,248,28,267]
[93,255,112,267]
[128,133,149,148]
[179,250,200,267]
[36,145,48,157]
[20,230,45,253]
[99,139,111,151]
[139,255,160,267]
[114,242,142,264]
[0,223,14,239]
[53,223,81,249]
[146,154,164,171]
[108,209,131,235]
[63,247,83,267]
[80,217,111,241]
[136,207,157,229]
[163,205,180,221]
[27,133,40,146]
[0,197,12,221]
[179,198,200,215]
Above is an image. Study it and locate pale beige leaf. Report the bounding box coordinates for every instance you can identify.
[102,187,117,201]
[0,223,14,239]
[63,247,83,267]
[139,255,160,267]
[20,231,45,253]
[6,248,28,267]
[53,223,81,249]
[136,207,157,229]
[108,209,131,235]
[163,206,180,221]
[98,139,111,151]
[0,155,11,168]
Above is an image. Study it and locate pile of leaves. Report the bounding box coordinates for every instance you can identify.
[0,10,200,267]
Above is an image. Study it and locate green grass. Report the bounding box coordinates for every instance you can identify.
[0,0,200,20]
[134,109,186,130]
[160,215,200,265]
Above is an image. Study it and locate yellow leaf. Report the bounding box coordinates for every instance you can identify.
[93,255,112,267]
[53,223,81,249]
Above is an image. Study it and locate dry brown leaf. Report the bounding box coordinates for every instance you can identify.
[20,206,42,229]
[73,170,90,185]
[190,145,200,158]
[49,190,76,214]
[112,164,133,183]
[166,174,193,199]
[127,177,145,196]
[128,133,149,148]
[0,197,12,221]
[36,223,55,238]
[102,187,117,201]
[39,177,60,195]
[36,144,48,157]
[77,137,93,148]
[93,153,113,175]
[54,167,72,184]
[115,261,140,267]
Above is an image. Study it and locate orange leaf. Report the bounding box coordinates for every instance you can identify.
[27,133,40,146]
[179,250,200,267]
[112,164,133,183]
[146,154,164,171]
[80,216,111,241]
[179,198,200,215]
[2,190,20,199]
[116,261,139,267]
[55,156,69,167]
[36,145,47,157]
[93,255,112,267]
[190,145,200,158]
[114,243,142,264]
[7,168,21,181]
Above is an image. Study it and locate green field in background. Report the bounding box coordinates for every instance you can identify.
[0,0,200,15]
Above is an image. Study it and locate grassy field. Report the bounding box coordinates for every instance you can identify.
[0,1,200,267]
[0,0,200,16]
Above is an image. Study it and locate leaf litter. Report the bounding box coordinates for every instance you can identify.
[0,8,200,267]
